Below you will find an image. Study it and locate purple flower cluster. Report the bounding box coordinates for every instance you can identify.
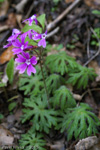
[3,14,47,76]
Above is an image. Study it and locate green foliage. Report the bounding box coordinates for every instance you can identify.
[6,58,14,84]
[8,102,17,111]
[67,65,97,89]
[53,0,61,5]
[92,10,100,15]
[19,66,44,96]
[0,0,4,3]
[37,14,45,29]
[20,130,46,150]
[45,51,77,75]
[22,23,42,33]
[22,94,57,133]
[0,113,4,120]
[0,73,6,87]
[59,103,100,140]
[53,86,76,109]
[91,28,100,47]
[46,74,65,94]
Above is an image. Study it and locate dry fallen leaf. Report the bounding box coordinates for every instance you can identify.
[75,136,98,150]
[65,0,74,3]
[0,125,14,146]
[88,61,100,82]
[6,13,17,28]
[84,0,100,9]
[0,46,14,64]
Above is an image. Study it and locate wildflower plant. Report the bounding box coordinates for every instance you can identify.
[4,14,100,149]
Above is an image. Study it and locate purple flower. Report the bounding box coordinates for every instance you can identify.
[12,35,31,55]
[15,52,37,76]
[32,30,47,48]
[23,14,38,26]
[22,29,35,39]
[7,29,21,42]
[3,28,21,48]
[32,31,41,40]
[38,31,47,48]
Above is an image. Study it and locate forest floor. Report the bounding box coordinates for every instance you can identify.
[0,0,100,150]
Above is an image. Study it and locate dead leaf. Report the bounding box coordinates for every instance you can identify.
[6,13,17,28]
[88,61,100,82]
[65,0,74,3]
[75,136,98,150]
[0,46,14,64]
[0,125,14,146]
[16,14,23,29]
[84,0,100,9]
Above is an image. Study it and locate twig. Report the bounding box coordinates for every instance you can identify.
[47,0,82,31]
[87,29,91,58]
[0,25,9,32]
[83,27,100,66]
[25,1,35,19]
[46,27,60,39]
[15,0,29,13]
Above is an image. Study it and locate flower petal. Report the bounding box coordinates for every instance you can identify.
[3,42,12,48]
[12,48,22,55]
[38,39,46,48]
[20,35,25,44]
[29,19,33,26]
[27,64,36,76]
[30,56,37,65]
[16,63,27,74]
[12,39,21,47]
[22,52,30,59]
[15,54,26,63]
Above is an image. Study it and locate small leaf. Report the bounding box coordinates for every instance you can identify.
[37,14,46,29]
[6,58,14,84]
[22,23,42,33]
[0,82,5,87]
[0,114,4,120]
[8,102,17,111]
[92,10,100,15]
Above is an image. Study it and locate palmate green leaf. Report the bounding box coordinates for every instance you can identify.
[46,73,65,94]
[20,130,46,150]
[53,86,76,109]
[6,58,14,84]
[19,66,44,96]
[67,65,97,89]
[22,94,57,133]
[37,14,45,29]
[45,51,77,75]
[60,103,100,140]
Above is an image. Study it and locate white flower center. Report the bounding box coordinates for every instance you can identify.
[31,15,36,20]
[26,59,30,65]
[21,45,24,50]
[42,34,46,39]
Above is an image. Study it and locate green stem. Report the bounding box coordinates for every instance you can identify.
[39,48,50,109]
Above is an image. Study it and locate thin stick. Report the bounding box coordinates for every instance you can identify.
[46,27,60,39]
[47,0,82,31]
[83,28,100,66]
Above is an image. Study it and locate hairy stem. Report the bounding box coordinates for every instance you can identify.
[39,48,50,108]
